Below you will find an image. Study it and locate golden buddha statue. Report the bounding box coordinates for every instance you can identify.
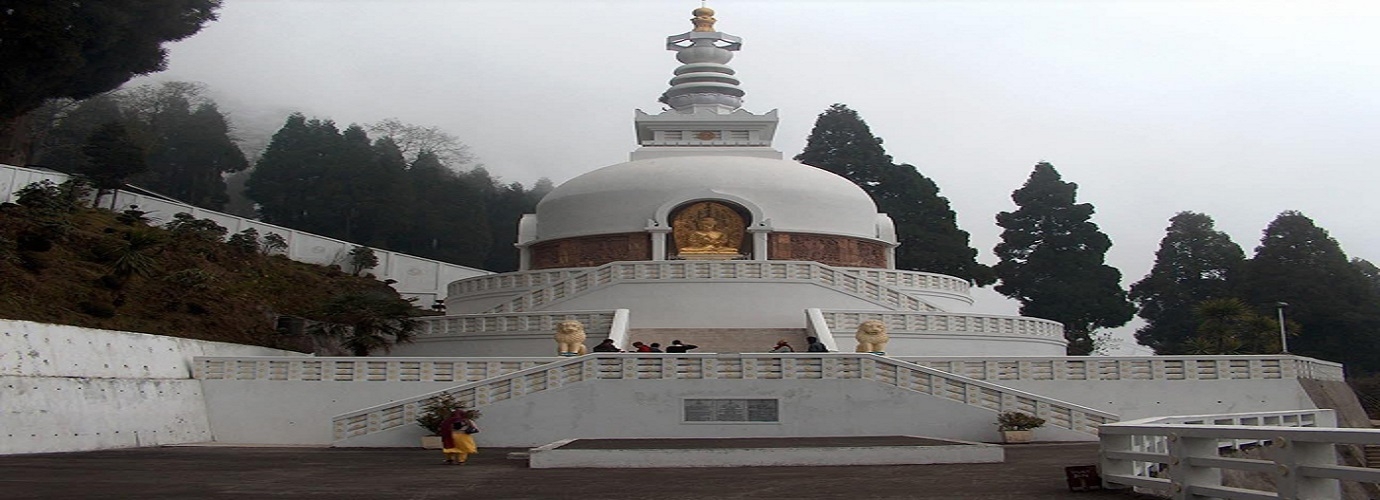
[671,201,744,258]
[680,217,731,254]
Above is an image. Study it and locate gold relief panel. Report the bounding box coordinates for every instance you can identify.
[769,233,888,269]
[670,201,747,259]
[531,234,652,270]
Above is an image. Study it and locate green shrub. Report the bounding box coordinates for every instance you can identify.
[997,411,1046,431]
[415,393,480,436]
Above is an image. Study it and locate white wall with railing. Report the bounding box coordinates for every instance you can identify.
[1,164,490,303]
[477,261,944,315]
[321,353,1114,447]
[385,310,630,357]
[446,265,977,314]
[1100,410,1380,498]
[820,310,1067,356]
[897,355,1338,423]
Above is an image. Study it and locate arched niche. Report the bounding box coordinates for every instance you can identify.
[668,200,751,260]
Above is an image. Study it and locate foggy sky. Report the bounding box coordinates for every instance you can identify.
[136,1,1380,354]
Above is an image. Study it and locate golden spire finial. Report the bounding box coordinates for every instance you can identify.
[691,6,716,32]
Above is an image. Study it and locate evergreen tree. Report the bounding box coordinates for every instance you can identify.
[246,114,343,233]
[390,152,491,268]
[32,96,126,172]
[33,82,248,210]
[1236,211,1380,373]
[80,122,148,207]
[0,0,221,164]
[483,178,551,272]
[1129,212,1245,354]
[796,104,993,284]
[128,83,248,209]
[993,162,1134,355]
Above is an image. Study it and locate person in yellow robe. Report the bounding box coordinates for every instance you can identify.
[440,409,479,465]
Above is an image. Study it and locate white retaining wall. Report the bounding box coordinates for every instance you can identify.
[0,319,303,455]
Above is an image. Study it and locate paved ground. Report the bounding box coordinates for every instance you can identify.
[0,442,1157,499]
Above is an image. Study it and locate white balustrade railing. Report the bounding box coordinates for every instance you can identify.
[893,355,1346,383]
[1100,411,1380,498]
[194,357,556,382]
[483,261,941,314]
[448,269,584,297]
[413,311,619,337]
[331,353,1116,442]
[824,311,1065,343]
[837,267,973,302]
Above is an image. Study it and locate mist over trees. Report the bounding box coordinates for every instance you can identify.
[0,0,223,165]
[796,104,994,285]
[994,162,1135,355]
[246,113,546,270]
[31,82,249,210]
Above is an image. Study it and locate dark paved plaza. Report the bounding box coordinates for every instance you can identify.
[0,442,1155,499]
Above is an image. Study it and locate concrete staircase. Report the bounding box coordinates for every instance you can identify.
[627,328,808,354]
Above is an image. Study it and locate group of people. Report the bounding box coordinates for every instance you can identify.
[592,338,830,353]
[769,337,829,353]
[590,339,699,353]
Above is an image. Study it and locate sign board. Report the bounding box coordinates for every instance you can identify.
[1065,465,1102,492]
[683,399,779,422]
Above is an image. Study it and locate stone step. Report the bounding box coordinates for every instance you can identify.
[626,328,809,354]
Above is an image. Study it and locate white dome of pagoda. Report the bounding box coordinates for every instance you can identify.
[534,155,882,241]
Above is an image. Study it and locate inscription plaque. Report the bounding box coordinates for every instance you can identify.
[683,399,779,423]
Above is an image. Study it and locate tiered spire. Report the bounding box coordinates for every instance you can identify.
[632,6,780,159]
[658,7,745,113]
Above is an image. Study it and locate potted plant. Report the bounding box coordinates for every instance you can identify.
[416,393,476,449]
[996,411,1045,444]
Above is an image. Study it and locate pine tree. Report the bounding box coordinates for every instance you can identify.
[993,162,1134,355]
[1236,211,1380,373]
[796,104,993,284]
[138,86,247,209]
[1129,212,1245,354]
[80,122,148,208]
[246,114,343,233]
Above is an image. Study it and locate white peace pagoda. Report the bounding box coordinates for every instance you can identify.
[392,7,1067,358]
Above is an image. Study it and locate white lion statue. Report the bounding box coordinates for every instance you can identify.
[554,320,588,356]
[854,320,889,354]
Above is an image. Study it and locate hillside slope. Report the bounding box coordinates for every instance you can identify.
[0,185,413,352]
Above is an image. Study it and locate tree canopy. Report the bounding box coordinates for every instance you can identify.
[1129,211,1245,354]
[796,104,993,284]
[994,162,1134,355]
[1234,211,1380,373]
[32,82,249,210]
[0,0,222,164]
[245,114,543,270]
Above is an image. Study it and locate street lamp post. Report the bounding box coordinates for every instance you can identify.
[1275,302,1289,354]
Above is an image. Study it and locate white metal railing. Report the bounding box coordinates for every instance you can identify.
[413,311,620,338]
[482,261,942,314]
[1100,412,1380,498]
[331,353,1117,442]
[823,311,1065,343]
[893,355,1346,383]
[193,357,558,382]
